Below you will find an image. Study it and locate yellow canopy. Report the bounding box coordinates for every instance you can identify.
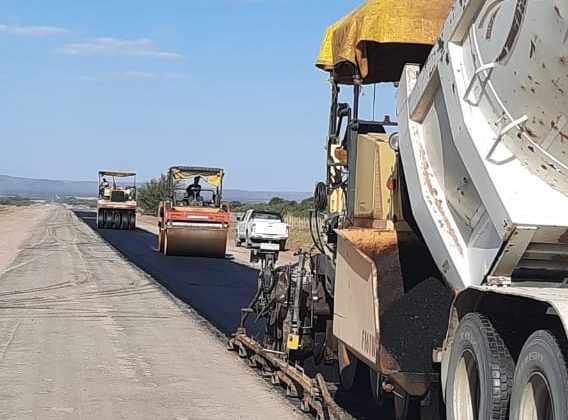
[204,174,223,188]
[317,0,454,84]
[316,13,352,73]
[170,166,224,187]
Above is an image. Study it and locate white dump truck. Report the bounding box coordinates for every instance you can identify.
[232,1,568,419]
[397,0,568,418]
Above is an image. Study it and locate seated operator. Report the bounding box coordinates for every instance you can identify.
[100,177,110,197]
[185,176,202,204]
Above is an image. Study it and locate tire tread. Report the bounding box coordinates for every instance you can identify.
[456,313,514,420]
[511,329,568,419]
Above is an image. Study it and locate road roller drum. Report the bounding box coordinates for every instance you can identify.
[163,225,227,258]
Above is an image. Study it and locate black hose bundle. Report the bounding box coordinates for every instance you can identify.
[314,182,328,213]
[309,210,325,254]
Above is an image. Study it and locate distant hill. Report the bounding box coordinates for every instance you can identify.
[0,175,95,198]
[223,189,311,203]
[0,175,311,203]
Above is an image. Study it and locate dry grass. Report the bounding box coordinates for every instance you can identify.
[138,214,157,225]
[287,228,314,251]
[0,197,35,207]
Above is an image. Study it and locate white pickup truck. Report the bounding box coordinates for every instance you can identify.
[235,209,289,250]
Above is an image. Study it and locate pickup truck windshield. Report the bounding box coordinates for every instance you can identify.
[252,212,282,221]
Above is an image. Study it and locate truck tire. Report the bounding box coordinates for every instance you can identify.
[120,212,129,230]
[337,341,368,391]
[113,212,121,229]
[445,313,514,420]
[509,330,568,420]
[97,211,104,229]
[128,212,136,230]
[104,210,112,229]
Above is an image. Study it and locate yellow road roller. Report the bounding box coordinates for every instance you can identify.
[96,170,137,230]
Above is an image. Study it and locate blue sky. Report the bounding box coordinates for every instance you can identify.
[0,0,396,191]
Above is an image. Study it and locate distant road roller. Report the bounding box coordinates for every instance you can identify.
[96,170,137,230]
[157,166,230,257]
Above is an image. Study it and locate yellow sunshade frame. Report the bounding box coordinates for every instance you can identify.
[99,171,136,178]
[316,0,454,84]
[170,167,224,187]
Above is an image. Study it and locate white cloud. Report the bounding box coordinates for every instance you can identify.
[75,71,188,82]
[56,37,184,59]
[0,23,70,37]
[122,70,156,79]
[75,75,99,82]
[163,72,188,80]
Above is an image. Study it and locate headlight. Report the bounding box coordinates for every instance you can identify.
[389,132,400,151]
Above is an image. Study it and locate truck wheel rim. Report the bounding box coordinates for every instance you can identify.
[454,349,479,420]
[519,372,553,420]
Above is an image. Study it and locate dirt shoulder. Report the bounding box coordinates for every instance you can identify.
[0,207,306,420]
[0,204,50,273]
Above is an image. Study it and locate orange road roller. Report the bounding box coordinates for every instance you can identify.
[157,166,230,257]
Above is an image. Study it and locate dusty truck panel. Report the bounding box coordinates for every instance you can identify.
[397,0,568,290]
